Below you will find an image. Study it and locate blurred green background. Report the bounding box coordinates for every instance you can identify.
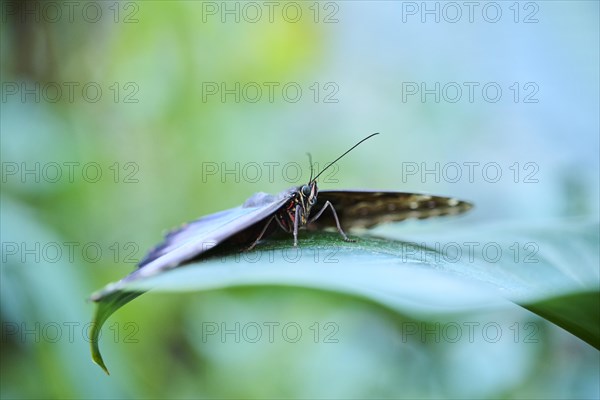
[1,1,598,398]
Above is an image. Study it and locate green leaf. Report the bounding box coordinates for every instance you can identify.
[90,291,144,374]
[90,218,600,373]
[522,290,600,350]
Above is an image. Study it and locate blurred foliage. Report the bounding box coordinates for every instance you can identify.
[1,1,599,399]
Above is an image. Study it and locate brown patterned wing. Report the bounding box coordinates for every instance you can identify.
[310,190,473,230]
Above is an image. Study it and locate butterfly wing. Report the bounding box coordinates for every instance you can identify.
[126,190,293,282]
[311,190,473,230]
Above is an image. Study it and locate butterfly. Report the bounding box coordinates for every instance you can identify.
[113,133,473,286]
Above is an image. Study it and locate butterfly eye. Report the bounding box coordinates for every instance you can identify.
[301,185,311,196]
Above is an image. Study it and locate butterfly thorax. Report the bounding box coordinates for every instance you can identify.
[274,181,318,232]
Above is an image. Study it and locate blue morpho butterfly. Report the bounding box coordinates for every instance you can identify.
[109,133,472,286]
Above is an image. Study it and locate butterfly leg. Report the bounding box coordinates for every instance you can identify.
[246,215,277,251]
[246,213,292,251]
[293,204,300,247]
[309,201,355,242]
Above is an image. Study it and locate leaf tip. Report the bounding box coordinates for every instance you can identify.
[92,352,111,375]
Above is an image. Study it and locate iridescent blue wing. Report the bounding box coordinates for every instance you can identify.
[125,190,294,282]
[312,190,473,230]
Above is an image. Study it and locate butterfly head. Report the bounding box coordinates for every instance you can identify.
[295,133,380,225]
[298,181,318,224]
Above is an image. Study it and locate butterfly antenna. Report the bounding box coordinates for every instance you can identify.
[306,152,314,182]
[312,132,380,182]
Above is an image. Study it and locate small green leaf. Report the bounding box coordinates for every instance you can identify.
[90,291,144,374]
